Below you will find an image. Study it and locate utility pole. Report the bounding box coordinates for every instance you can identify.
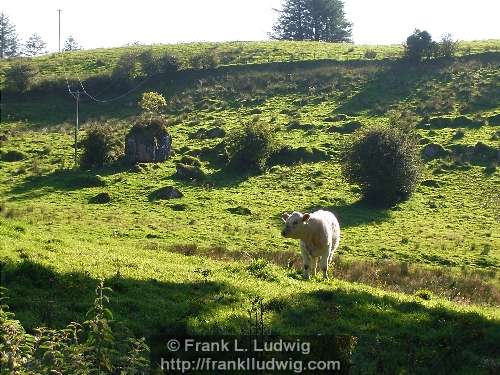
[74,90,80,167]
[57,9,62,52]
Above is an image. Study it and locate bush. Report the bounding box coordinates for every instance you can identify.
[364,50,377,59]
[404,29,436,62]
[225,121,277,172]
[4,59,39,92]
[158,53,180,74]
[189,51,219,69]
[439,33,458,58]
[80,123,123,169]
[341,125,422,206]
[138,91,167,115]
[112,52,140,86]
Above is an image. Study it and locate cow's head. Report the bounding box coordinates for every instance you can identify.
[281,211,310,238]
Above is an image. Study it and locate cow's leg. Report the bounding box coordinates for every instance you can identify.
[320,252,330,280]
[312,257,318,278]
[300,243,312,280]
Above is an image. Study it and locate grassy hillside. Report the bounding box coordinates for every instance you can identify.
[1,40,500,373]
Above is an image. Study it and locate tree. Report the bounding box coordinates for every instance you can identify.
[0,12,19,58]
[404,29,435,62]
[270,0,352,42]
[439,33,458,58]
[63,35,80,51]
[23,33,47,56]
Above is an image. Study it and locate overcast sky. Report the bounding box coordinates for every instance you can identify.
[2,0,499,51]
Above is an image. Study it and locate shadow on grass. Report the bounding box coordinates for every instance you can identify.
[8,164,129,201]
[336,53,500,116]
[1,258,499,373]
[306,199,390,228]
[267,289,500,374]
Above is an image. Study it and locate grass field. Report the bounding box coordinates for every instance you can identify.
[1,40,500,373]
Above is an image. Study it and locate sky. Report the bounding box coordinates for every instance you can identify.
[2,0,499,51]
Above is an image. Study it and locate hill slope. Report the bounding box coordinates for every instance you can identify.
[1,40,499,373]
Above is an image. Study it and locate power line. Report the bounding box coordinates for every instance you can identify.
[77,74,152,103]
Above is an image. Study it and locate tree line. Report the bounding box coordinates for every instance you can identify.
[0,12,80,58]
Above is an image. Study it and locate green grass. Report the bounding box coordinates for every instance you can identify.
[1,40,500,373]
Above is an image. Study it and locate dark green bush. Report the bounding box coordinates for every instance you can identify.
[112,52,140,86]
[404,29,436,62]
[342,125,422,206]
[225,121,277,172]
[189,51,219,69]
[4,59,39,92]
[158,53,180,74]
[80,123,123,169]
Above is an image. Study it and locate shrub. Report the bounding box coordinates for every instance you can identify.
[80,123,123,169]
[439,33,458,58]
[4,59,39,92]
[138,91,167,116]
[137,49,158,76]
[341,125,422,206]
[112,52,140,86]
[364,50,377,59]
[225,121,277,172]
[404,29,435,62]
[0,280,150,374]
[158,53,180,74]
[189,51,219,69]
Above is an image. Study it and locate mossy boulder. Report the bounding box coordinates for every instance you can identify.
[149,186,183,200]
[89,192,112,204]
[189,126,225,140]
[419,116,484,129]
[125,119,172,163]
[175,163,206,181]
[0,149,26,162]
[269,146,328,166]
[422,143,449,160]
[328,120,362,134]
[324,114,349,122]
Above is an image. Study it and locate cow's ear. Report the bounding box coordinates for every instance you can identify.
[302,213,311,222]
[282,213,290,222]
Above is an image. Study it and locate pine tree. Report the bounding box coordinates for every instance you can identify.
[63,35,80,51]
[0,12,19,58]
[270,0,352,42]
[23,33,47,56]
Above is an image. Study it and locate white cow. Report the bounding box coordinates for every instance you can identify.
[281,210,340,280]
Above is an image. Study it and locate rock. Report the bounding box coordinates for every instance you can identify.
[422,143,449,160]
[421,179,441,188]
[150,186,183,200]
[227,206,252,215]
[420,116,484,129]
[125,120,172,164]
[175,163,206,181]
[89,192,111,204]
[0,150,26,162]
[328,120,362,134]
[189,126,225,139]
[324,114,349,122]
[473,142,499,162]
